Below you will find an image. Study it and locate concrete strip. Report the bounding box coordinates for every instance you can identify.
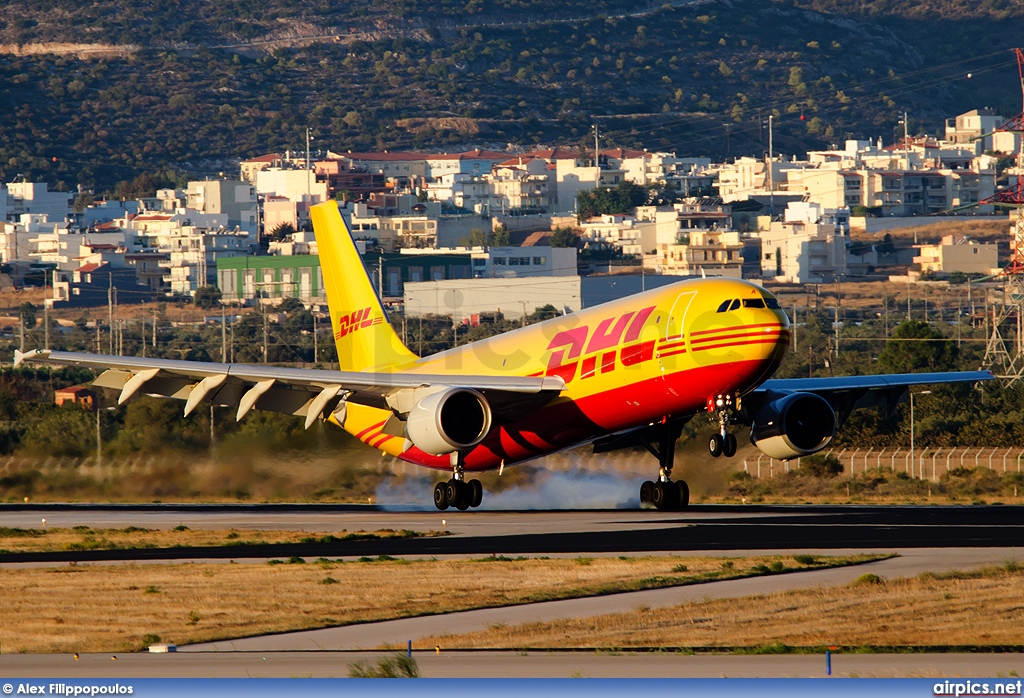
[0,651,1021,678]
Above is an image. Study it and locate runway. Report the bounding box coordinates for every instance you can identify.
[3,504,1022,677]
[1,504,1023,563]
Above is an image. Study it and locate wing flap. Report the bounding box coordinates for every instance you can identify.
[16,349,563,423]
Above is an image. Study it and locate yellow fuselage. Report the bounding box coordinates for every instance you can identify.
[343,277,790,470]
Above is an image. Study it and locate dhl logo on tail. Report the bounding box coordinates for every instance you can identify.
[334,307,383,340]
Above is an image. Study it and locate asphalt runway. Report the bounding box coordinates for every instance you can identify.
[1,650,1022,678]
[1,504,1023,563]
[2,504,1023,677]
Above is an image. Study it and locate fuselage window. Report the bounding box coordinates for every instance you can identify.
[729,299,741,311]
[743,298,766,309]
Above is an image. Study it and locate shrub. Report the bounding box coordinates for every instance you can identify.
[851,573,884,587]
[798,454,843,478]
[348,653,419,678]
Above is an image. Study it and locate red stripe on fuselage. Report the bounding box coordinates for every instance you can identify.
[690,329,782,346]
[689,323,781,337]
[356,420,389,439]
[691,336,782,352]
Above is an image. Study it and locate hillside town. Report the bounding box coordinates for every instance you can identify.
[0,107,1014,322]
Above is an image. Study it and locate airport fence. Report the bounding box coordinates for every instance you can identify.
[742,447,1024,482]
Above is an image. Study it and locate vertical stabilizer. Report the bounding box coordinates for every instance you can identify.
[310,201,418,372]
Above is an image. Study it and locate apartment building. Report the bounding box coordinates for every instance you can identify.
[913,235,999,275]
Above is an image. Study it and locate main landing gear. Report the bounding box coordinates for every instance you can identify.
[637,420,690,511]
[433,454,483,511]
[707,393,737,459]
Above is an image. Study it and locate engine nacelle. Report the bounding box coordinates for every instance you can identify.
[405,387,493,455]
[750,392,836,461]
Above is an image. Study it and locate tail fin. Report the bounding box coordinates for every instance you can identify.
[310,201,419,372]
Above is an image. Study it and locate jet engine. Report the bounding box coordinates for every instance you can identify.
[749,392,836,461]
[405,387,493,455]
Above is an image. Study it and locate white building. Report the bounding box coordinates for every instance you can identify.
[160,227,255,296]
[756,202,850,283]
[404,276,581,321]
[4,182,73,223]
[913,235,999,275]
[185,180,259,236]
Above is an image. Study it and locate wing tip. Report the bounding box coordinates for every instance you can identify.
[13,348,50,368]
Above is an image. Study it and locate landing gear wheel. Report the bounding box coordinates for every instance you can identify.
[433,481,449,510]
[444,480,460,507]
[639,480,655,505]
[652,481,680,511]
[722,433,737,458]
[468,479,483,508]
[455,488,471,511]
[709,433,724,458]
[675,480,690,509]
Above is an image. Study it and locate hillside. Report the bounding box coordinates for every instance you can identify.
[1,0,1023,193]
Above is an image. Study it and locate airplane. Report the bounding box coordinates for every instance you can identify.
[15,201,992,511]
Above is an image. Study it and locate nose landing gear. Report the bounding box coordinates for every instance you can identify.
[707,393,738,458]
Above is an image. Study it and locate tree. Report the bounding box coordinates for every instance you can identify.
[549,227,578,248]
[73,192,94,213]
[576,181,648,220]
[877,320,956,374]
[19,302,36,328]
[267,222,296,242]
[193,285,222,309]
[491,225,511,246]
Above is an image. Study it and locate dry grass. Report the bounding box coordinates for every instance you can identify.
[0,526,440,554]
[419,563,1024,650]
[0,553,877,653]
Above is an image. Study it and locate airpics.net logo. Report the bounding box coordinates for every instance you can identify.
[934,680,1023,696]
[3,685,133,696]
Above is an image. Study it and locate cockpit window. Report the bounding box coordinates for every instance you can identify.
[716,300,731,313]
[729,299,740,311]
[743,298,766,309]
[764,297,781,309]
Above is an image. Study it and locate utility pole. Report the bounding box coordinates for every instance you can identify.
[313,312,319,364]
[306,127,313,203]
[108,275,113,354]
[221,303,227,363]
[96,407,102,468]
[593,123,600,187]
[262,301,269,365]
[792,303,797,351]
[903,111,909,159]
[907,278,912,321]
[767,114,775,218]
[152,309,157,347]
[43,270,49,350]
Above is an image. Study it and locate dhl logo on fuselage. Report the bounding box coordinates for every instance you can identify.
[539,306,656,383]
[334,306,383,339]
[537,304,785,384]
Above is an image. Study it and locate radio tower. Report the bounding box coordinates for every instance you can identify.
[980,49,1024,380]
[982,207,1024,380]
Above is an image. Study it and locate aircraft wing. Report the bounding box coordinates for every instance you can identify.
[15,349,565,427]
[743,370,994,427]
